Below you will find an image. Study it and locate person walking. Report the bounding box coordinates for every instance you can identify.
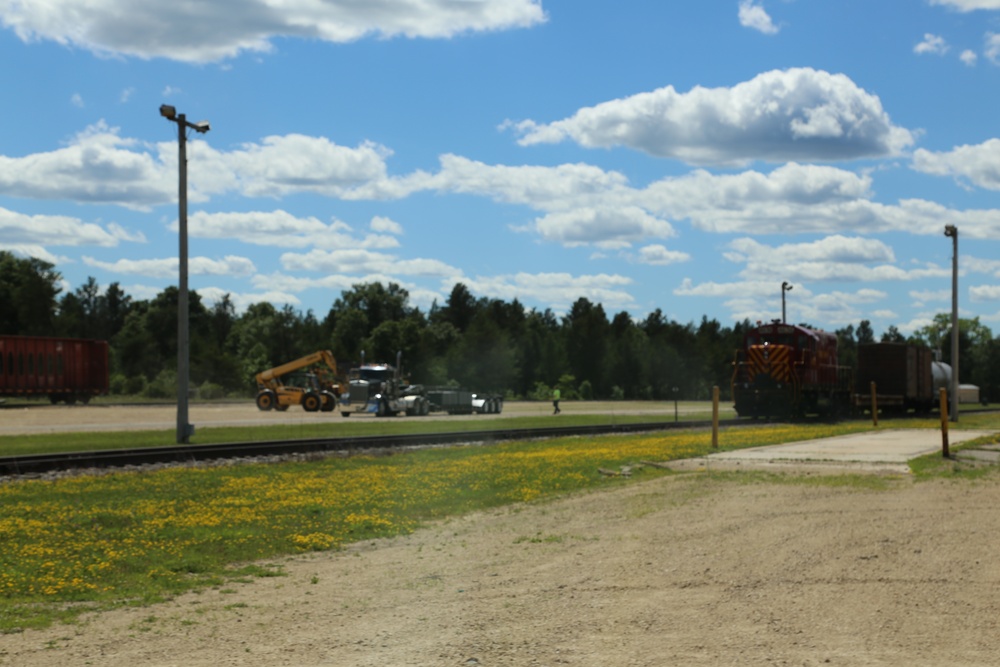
[552,387,561,414]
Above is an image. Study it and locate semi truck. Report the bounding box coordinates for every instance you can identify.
[338,352,503,417]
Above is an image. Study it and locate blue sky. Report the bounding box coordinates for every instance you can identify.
[2,0,1000,336]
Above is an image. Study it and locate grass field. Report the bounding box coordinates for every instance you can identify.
[1,412,998,633]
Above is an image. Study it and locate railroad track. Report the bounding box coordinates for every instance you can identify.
[0,419,719,476]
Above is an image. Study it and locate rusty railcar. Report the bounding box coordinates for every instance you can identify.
[0,335,109,404]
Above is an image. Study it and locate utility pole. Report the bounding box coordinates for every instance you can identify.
[781,281,793,324]
[945,224,959,423]
[160,105,210,444]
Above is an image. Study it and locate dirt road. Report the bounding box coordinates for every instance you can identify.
[4,469,1000,666]
[0,400,716,436]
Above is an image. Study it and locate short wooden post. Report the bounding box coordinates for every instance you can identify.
[871,381,878,427]
[711,385,719,449]
[940,387,950,458]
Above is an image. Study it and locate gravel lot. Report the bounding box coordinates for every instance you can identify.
[2,403,999,666]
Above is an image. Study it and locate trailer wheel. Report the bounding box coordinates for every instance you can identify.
[256,390,276,411]
[302,392,321,412]
[420,398,430,416]
[341,411,351,417]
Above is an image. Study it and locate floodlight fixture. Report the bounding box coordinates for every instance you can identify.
[781,281,793,324]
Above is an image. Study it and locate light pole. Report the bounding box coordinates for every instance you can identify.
[672,386,679,422]
[781,281,793,324]
[944,224,959,423]
[160,104,210,444]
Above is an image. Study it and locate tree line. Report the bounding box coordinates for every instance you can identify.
[2,251,998,401]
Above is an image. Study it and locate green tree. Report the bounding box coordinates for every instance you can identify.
[0,251,61,335]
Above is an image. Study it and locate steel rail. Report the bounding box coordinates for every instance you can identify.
[0,419,718,477]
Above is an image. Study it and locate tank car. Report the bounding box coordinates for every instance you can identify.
[0,335,109,404]
[731,321,852,418]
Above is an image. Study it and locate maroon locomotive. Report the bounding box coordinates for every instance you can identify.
[0,335,109,404]
[731,321,852,418]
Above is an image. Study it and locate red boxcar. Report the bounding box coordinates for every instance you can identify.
[0,335,109,404]
[731,321,852,418]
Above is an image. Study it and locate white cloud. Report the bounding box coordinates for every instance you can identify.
[738,1,779,35]
[966,255,1000,276]
[197,286,301,312]
[279,248,461,278]
[721,235,949,283]
[460,272,637,313]
[914,33,949,55]
[673,277,890,328]
[987,32,1000,64]
[970,284,1000,301]
[912,138,1000,190]
[184,210,401,251]
[70,93,84,108]
[531,206,675,249]
[370,216,403,235]
[0,122,173,209]
[82,255,257,278]
[960,49,978,65]
[635,244,691,266]
[0,0,546,63]
[929,0,1000,10]
[0,205,133,247]
[509,68,914,165]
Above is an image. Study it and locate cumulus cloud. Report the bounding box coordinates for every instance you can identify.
[0,205,138,247]
[970,284,1000,301]
[636,244,691,266]
[184,210,401,251]
[721,235,949,283]
[914,33,949,55]
[459,272,637,313]
[278,248,461,278]
[507,68,915,165]
[0,122,174,209]
[961,49,978,65]
[987,32,1000,64]
[738,0,779,34]
[0,0,547,63]
[673,277,891,328]
[929,0,1000,10]
[0,123,411,208]
[912,138,1000,190]
[530,206,675,249]
[83,255,257,278]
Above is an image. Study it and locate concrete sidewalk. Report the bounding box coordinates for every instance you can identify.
[668,429,997,475]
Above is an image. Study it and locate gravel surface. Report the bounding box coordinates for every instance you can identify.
[4,471,1000,666]
[3,403,999,666]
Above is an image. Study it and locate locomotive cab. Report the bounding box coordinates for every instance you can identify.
[732,322,851,419]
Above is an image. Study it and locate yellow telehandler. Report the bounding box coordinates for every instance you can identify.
[254,350,343,412]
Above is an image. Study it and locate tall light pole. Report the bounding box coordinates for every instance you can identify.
[160,104,210,444]
[944,224,959,423]
[781,281,793,324]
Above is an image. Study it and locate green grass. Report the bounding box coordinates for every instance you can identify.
[1,413,997,633]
